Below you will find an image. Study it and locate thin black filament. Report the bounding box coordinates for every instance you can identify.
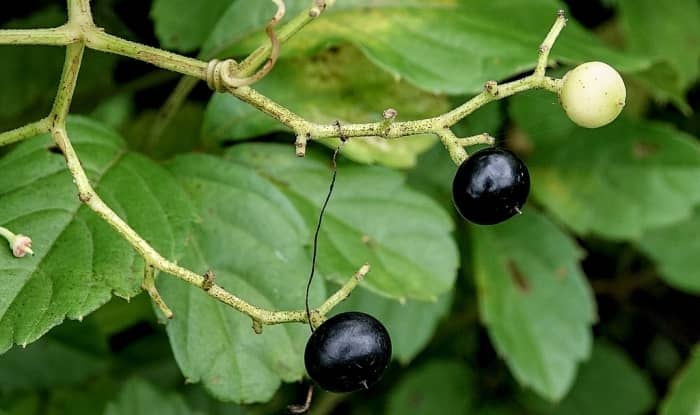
[305,128,346,332]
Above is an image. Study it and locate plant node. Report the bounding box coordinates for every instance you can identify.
[202,270,215,291]
[142,264,174,320]
[252,318,263,334]
[484,80,499,96]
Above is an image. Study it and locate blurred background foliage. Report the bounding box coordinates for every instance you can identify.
[0,0,699,413]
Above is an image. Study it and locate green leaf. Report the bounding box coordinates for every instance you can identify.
[471,210,595,401]
[0,117,195,352]
[220,0,651,95]
[151,0,234,53]
[123,103,205,160]
[618,0,700,108]
[104,378,200,415]
[386,360,476,415]
[638,209,700,294]
[202,47,448,168]
[527,341,656,415]
[90,94,134,132]
[226,143,459,301]
[0,321,108,392]
[161,154,324,403]
[335,287,452,364]
[510,91,700,239]
[201,1,307,58]
[661,345,700,415]
[0,7,65,119]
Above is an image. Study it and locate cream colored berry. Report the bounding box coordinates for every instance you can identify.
[559,61,626,128]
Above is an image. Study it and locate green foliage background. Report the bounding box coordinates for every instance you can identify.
[0,0,699,413]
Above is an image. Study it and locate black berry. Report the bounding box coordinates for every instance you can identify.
[452,147,530,225]
[304,311,391,393]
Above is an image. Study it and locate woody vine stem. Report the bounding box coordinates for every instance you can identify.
[0,0,567,330]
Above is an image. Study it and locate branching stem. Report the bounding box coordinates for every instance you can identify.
[0,0,570,325]
[535,10,567,77]
[148,0,325,147]
[0,26,76,45]
[0,118,51,146]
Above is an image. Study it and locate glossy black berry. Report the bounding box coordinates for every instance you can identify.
[304,311,391,393]
[452,147,530,225]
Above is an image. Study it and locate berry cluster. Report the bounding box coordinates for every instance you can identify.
[452,61,625,225]
[301,61,626,400]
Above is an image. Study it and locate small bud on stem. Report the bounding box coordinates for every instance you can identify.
[0,226,34,258]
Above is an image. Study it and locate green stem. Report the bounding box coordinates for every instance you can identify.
[0,226,13,242]
[85,30,207,79]
[147,0,324,146]
[0,4,568,161]
[50,43,85,125]
[142,264,174,319]
[231,73,561,162]
[436,129,468,165]
[535,10,567,77]
[442,75,561,123]
[0,2,574,325]
[49,82,366,328]
[67,0,93,23]
[0,27,75,45]
[0,118,51,147]
[317,264,370,316]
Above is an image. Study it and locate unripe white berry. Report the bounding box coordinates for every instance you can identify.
[559,61,626,128]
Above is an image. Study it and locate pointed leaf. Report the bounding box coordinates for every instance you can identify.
[0,117,195,352]
[471,210,595,401]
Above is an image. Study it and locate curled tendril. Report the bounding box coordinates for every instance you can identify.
[207,0,285,90]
